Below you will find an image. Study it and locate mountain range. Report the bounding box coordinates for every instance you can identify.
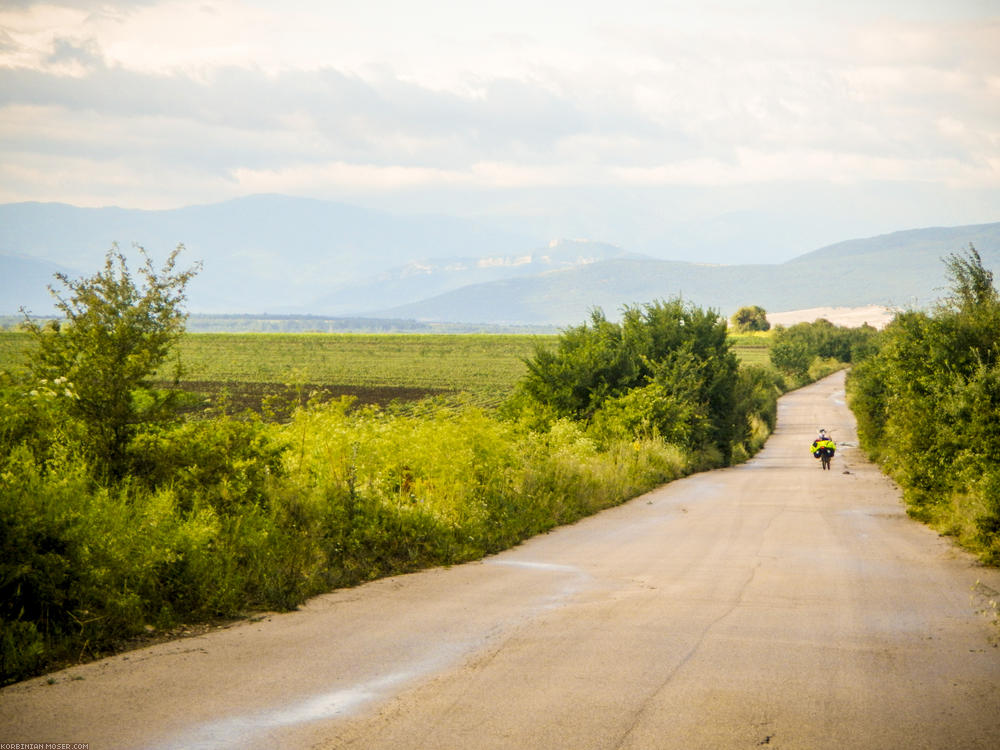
[2,195,998,326]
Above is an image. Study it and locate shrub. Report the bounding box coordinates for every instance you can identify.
[516,299,740,462]
[21,245,199,480]
[127,417,287,514]
[847,245,1000,562]
[770,336,812,381]
[730,305,770,332]
[770,319,876,386]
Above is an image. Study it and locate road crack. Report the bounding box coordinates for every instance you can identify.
[612,559,765,749]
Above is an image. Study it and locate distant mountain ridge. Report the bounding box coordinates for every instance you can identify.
[1,196,997,325]
[0,195,538,314]
[311,239,640,314]
[376,222,1000,325]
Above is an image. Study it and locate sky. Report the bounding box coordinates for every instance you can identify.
[1,0,998,262]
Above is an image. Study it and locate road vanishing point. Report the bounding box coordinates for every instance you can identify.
[2,370,999,749]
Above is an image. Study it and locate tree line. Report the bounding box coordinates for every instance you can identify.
[848,245,1000,563]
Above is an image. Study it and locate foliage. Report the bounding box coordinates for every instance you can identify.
[0,281,789,685]
[21,245,200,479]
[128,417,287,513]
[847,245,1000,562]
[769,318,878,385]
[0,391,689,684]
[514,299,743,462]
[0,385,290,678]
[730,305,770,332]
[769,336,813,381]
[731,364,784,460]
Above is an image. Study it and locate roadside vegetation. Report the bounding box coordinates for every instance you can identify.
[769,318,879,388]
[848,246,1000,564]
[1,248,868,685]
[730,304,771,333]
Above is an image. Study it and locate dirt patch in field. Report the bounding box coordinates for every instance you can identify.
[767,305,895,329]
[156,380,455,418]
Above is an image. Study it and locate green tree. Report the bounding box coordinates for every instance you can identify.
[769,336,812,379]
[847,245,1000,560]
[730,305,770,332]
[515,298,741,461]
[943,243,997,312]
[23,244,200,480]
[768,318,878,382]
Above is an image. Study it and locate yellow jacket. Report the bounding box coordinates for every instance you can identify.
[811,438,836,454]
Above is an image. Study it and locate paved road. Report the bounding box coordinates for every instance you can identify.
[3,370,999,749]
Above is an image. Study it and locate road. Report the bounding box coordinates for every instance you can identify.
[2,370,999,749]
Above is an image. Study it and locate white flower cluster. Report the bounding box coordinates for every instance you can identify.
[29,376,79,400]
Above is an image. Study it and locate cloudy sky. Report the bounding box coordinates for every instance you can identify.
[1,0,998,261]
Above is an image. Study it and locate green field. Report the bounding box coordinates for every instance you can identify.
[727,333,773,367]
[0,332,30,378]
[0,331,772,410]
[0,332,554,410]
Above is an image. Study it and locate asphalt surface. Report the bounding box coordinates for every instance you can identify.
[2,370,999,749]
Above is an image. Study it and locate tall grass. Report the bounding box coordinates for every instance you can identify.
[1,393,696,684]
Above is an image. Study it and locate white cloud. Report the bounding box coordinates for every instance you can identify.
[0,0,996,246]
[231,161,470,195]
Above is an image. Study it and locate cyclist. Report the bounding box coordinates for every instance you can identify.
[811,429,836,468]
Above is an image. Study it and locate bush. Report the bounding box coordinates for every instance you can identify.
[770,336,813,382]
[730,305,770,332]
[127,417,286,514]
[21,245,199,480]
[847,245,1000,562]
[516,299,740,462]
[769,319,877,386]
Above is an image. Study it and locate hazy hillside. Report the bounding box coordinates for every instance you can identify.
[783,223,1000,309]
[0,196,539,314]
[2,195,997,325]
[0,255,78,316]
[381,223,1000,324]
[310,240,640,314]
